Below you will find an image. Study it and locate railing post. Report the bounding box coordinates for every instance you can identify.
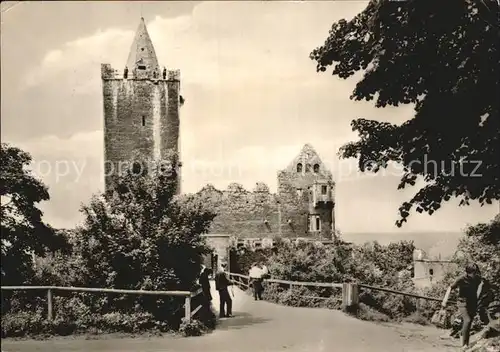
[184,295,191,323]
[47,288,53,321]
[342,283,359,313]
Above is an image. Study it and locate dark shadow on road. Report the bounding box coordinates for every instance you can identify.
[215,312,271,331]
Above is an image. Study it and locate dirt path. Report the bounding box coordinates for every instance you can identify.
[2,284,460,352]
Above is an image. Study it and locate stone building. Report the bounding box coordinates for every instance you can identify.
[199,144,336,271]
[101,18,182,193]
[412,249,455,289]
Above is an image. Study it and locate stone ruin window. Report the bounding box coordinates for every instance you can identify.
[308,215,321,232]
[313,163,320,173]
[429,268,434,276]
[296,163,303,173]
[321,185,327,195]
[305,164,311,173]
[138,65,147,70]
[141,116,146,126]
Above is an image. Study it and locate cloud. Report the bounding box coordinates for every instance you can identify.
[23,27,134,92]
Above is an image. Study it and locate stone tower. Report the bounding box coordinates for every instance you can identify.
[277,144,336,239]
[101,18,182,193]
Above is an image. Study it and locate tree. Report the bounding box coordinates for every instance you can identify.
[310,0,499,226]
[0,143,67,285]
[74,156,215,293]
[454,214,500,293]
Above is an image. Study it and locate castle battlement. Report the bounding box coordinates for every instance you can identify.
[101,64,180,82]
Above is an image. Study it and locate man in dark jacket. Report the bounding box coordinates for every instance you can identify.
[199,267,212,304]
[441,263,492,349]
[214,262,233,318]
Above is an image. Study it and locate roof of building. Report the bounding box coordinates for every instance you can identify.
[126,17,160,72]
[283,144,332,177]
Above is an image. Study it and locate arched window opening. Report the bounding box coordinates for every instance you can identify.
[305,164,311,172]
[429,268,434,276]
[321,185,328,195]
[313,163,320,173]
[296,163,303,173]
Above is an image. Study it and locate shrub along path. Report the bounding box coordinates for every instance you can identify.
[2,284,460,352]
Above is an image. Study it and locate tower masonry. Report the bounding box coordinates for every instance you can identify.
[277,144,336,238]
[101,17,182,193]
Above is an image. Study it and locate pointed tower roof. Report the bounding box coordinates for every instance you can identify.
[286,144,321,168]
[283,143,333,177]
[126,18,160,73]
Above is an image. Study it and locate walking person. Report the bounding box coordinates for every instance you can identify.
[214,262,233,318]
[441,263,492,350]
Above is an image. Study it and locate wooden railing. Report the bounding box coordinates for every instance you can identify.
[1,286,204,323]
[228,273,454,308]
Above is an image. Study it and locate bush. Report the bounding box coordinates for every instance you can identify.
[179,318,208,337]
[259,238,418,321]
[262,283,342,310]
[230,246,274,275]
[1,309,169,338]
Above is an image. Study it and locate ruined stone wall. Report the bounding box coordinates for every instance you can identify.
[277,170,334,239]
[197,181,332,240]
[413,259,455,289]
[101,64,180,191]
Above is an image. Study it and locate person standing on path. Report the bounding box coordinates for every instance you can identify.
[215,262,233,318]
[199,266,212,307]
[249,263,263,300]
[441,263,492,350]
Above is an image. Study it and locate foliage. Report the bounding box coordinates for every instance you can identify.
[1,306,167,338]
[310,0,500,226]
[179,318,208,337]
[2,157,217,337]
[260,237,418,320]
[229,246,274,275]
[424,216,500,321]
[0,143,69,286]
[74,159,214,293]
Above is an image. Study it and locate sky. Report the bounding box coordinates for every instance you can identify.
[1,1,497,233]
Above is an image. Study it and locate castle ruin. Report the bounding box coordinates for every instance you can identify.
[101,18,336,271]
